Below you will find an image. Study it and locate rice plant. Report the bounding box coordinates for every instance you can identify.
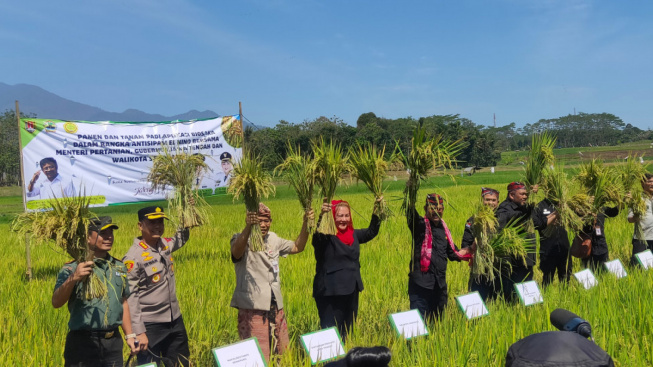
[148,144,209,228]
[312,137,349,235]
[348,142,398,221]
[576,160,622,222]
[540,165,584,236]
[615,154,649,240]
[275,143,317,232]
[523,131,556,202]
[470,202,498,281]
[399,127,464,215]
[227,152,276,251]
[10,193,107,300]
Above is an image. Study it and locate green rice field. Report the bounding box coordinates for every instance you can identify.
[2,172,652,366]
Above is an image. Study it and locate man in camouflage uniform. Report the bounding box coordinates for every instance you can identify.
[123,206,190,366]
[53,216,137,366]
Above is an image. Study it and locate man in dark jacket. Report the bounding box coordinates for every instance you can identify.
[495,182,537,302]
[582,206,620,272]
[533,199,572,287]
[407,192,470,321]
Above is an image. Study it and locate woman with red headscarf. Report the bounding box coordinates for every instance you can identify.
[312,197,382,340]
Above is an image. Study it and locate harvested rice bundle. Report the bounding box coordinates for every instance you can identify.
[568,193,593,222]
[540,166,584,235]
[275,144,317,232]
[348,142,397,221]
[148,144,209,228]
[228,152,276,251]
[470,202,498,281]
[11,194,106,300]
[523,131,556,202]
[576,159,622,216]
[312,138,349,235]
[615,154,649,240]
[400,127,464,214]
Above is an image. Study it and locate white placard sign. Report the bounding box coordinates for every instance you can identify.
[635,250,653,269]
[300,327,346,365]
[574,269,598,289]
[212,338,267,367]
[136,364,157,367]
[514,281,544,306]
[388,309,428,339]
[604,259,627,278]
[456,292,489,320]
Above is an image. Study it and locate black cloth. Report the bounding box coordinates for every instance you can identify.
[631,239,653,266]
[312,215,380,297]
[533,199,572,286]
[315,292,359,340]
[137,316,190,367]
[506,331,614,367]
[406,208,461,290]
[64,329,123,367]
[408,280,448,321]
[461,216,475,250]
[495,199,537,266]
[581,206,619,256]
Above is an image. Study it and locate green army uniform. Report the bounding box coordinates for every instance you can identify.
[55,257,130,366]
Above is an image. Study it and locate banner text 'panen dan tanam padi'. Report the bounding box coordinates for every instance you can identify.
[20,116,242,210]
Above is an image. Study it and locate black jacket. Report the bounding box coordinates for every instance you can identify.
[532,199,570,256]
[495,199,536,266]
[461,215,475,249]
[581,206,619,256]
[407,208,461,290]
[312,215,380,297]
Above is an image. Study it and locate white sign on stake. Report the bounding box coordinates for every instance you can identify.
[604,259,627,278]
[212,337,267,367]
[456,292,489,320]
[388,309,428,339]
[514,280,544,306]
[574,269,598,289]
[635,250,653,269]
[136,364,157,367]
[300,327,346,365]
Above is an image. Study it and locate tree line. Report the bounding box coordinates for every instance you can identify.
[1,109,651,186]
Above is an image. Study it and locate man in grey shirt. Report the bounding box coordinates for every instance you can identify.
[628,173,653,266]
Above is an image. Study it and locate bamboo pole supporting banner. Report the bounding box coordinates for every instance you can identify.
[15,100,32,281]
[239,101,245,154]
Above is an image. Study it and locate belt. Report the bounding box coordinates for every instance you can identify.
[71,328,120,339]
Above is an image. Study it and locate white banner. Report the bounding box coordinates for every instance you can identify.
[20,116,242,210]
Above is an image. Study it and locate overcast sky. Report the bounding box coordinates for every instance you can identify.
[1,0,651,129]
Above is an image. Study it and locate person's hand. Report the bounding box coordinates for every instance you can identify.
[549,211,559,224]
[458,247,470,256]
[531,184,539,194]
[304,209,315,222]
[375,195,384,203]
[136,333,149,352]
[321,199,331,214]
[245,211,259,226]
[625,192,632,201]
[30,170,41,184]
[126,337,137,355]
[72,261,93,282]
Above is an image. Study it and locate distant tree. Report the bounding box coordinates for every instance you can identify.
[0,109,32,186]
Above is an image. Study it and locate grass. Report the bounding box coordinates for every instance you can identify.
[1,173,652,366]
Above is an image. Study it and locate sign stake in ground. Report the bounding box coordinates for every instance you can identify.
[300,327,346,365]
[635,250,653,269]
[604,259,627,278]
[514,280,544,306]
[212,337,267,367]
[456,292,489,320]
[388,309,428,340]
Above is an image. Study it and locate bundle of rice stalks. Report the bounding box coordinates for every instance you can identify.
[472,215,534,282]
[228,152,276,251]
[399,127,464,214]
[470,203,498,281]
[568,193,593,222]
[523,131,556,202]
[576,159,621,214]
[11,194,106,300]
[615,154,649,239]
[275,143,317,232]
[348,142,398,221]
[312,138,349,235]
[148,144,209,228]
[540,166,584,235]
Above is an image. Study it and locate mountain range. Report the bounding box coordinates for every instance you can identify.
[0,82,220,122]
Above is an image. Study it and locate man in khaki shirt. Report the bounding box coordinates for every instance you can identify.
[123,206,190,366]
[230,203,313,360]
